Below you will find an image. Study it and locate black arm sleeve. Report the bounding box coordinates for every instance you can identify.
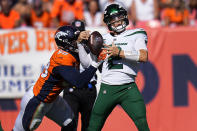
[54,65,97,88]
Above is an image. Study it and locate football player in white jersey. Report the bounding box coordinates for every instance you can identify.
[87,3,150,131]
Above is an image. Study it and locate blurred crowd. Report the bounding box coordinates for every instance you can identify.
[0,0,197,29]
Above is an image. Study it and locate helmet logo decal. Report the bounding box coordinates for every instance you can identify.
[55,31,68,41]
[75,21,81,27]
[104,10,107,14]
[110,9,118,15]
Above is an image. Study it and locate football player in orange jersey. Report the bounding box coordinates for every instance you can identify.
[13,25,103,131]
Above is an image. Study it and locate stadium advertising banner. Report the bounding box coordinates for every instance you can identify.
[135,27,197,131]
[0,28,57,98]
[0,27,197,131]
[0,27,106,98]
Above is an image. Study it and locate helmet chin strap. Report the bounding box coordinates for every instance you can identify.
[58,44,78,53]
[72,48,79,53]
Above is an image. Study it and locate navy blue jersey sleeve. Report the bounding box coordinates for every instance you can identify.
[54,65,97,88]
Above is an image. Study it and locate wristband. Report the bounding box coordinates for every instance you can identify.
[123,50,140,61]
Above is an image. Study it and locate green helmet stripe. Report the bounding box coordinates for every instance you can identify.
[111,9,118,14]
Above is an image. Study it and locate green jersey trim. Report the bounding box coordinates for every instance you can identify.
[124,31,147,37]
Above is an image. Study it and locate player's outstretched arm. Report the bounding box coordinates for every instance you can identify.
[55,65,97,88]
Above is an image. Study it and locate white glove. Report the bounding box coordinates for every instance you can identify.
[90,52,104,68]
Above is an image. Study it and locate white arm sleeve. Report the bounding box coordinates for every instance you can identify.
[123,33,148,61]
[77,44,92,68]
[134,34,148,51]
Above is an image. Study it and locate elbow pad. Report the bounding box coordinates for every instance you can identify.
[124,50,140,61]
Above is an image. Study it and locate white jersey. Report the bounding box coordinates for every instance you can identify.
[101,28,148,85]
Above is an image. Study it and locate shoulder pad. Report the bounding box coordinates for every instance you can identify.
[53,50,76,66]
[124,28,147,37]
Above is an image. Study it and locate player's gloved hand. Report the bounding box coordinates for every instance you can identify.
[90,49,109,68]
[90,50,105,68]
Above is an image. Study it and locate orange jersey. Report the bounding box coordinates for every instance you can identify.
[51,0,84,26]
[33,49,79,103]
[164,8,189,24]
[0,10,20,29]
[31,10,51,28]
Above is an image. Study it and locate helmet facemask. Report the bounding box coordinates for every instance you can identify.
[108,15,127,33]
[67,41,78,53]
[59,40,78,53]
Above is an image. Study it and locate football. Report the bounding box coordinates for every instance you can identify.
[87,31,104,56]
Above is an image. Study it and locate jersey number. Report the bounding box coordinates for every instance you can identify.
[41,62,50,78]
[108,57,123,69]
